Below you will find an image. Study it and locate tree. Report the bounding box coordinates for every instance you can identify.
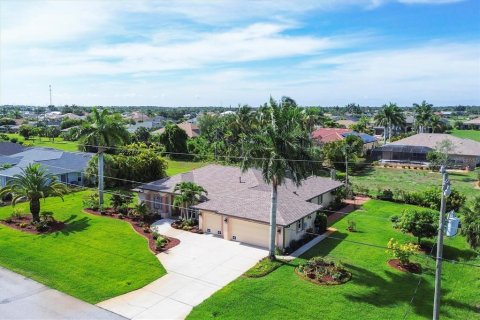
[78,108,130,206]
[349,116,373,134]
[413,100,433,133]
[173,182,208,220]
[429,115,444,133]
[427,139,456,169]
[134,126,151,143]
[399,209,438,245]
[47,126,61,142]
[157,122,189,158]
[240,96,321,259]
[0,164,68,222]
[460,196,480,250]
[374,103,406,143]
[18,125,34,140]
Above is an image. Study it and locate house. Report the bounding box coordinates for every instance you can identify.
[128,112,151,122]
[372,133,480,170]
[136,164,343,250]
[152,121,200,138]
[311,128,378,153]
[463,117,480,130]
[0,143,93,187]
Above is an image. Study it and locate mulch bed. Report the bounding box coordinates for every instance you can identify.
[171,222,203,234]
[388,259,422,274]
[0,215,66,235]
[294,267,352,286]
[84,208,180,254]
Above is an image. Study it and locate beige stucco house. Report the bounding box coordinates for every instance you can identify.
[136,165,343,250]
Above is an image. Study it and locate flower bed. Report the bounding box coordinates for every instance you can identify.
[84,208,180,254]
[0,213,65,234]
[171,219,203,234]
[296,257,351,285]
[387,259,422,274]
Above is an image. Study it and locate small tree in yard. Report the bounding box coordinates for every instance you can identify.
[399,209,438,245]
[461,196,480,250]
[110,191,134,211]
[0,164,68,222]
[131,201,149,221]
[387,238,419,266]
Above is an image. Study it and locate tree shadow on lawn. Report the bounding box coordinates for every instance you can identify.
[49,214,91,237]
[343,263,476,318]
[300,232,348,260]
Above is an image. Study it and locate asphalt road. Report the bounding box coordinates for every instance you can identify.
[0,267,126,320]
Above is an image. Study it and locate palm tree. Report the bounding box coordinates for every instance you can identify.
[460,196,480,250]
[374,103,406,143]
[241,96,321,260]
[413,100,433,133]
[78,108,129,206]
[173,182,208,220]
[0,164,68,222]
[429,115,443,133]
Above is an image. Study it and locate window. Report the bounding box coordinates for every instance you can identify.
[296,220,302,232]
[153,195,162,209]
[232,235,237,240]
[207,228,211,233]
[318,194,323,204]
[217,230,222,235]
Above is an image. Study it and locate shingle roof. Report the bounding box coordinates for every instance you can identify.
[152,122,200,138]
[388,133,480,156]
[0,142,26,156]
[464,117,480,125]
[139,164,343,225]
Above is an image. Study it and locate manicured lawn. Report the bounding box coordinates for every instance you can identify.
[188,200,479,319]
[351,166,479,201]
[450,129,480,142]
[0,191,165,303]
[5,133,79,152]
[166,159,206,176]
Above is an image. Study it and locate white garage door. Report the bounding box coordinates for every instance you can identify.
[230,218,270,248]
[203,212,223,236]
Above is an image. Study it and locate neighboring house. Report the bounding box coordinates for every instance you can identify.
[127,121,154,133]
[311,128,378,153]
[0,144,93,187]
[152,121,200,138]
[136,164,343,250]
[463,117,480,130]
[372,133,480,170]
[128,112,151,122]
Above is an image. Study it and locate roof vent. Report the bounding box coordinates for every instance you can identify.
[239,176,243,183]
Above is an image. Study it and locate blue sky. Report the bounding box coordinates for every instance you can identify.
[1,0,479,107]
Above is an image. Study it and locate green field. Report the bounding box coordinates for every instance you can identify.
[351,167,479,201]
[188,200,479,319]
[0,191,165,303]
[4,133,79,152]
[166,159,206,176]
[450,129,480,142]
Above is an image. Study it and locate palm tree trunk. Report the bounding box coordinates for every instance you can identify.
[383,126,387,144]
[268,182,278,260]
[98,151,104,207]
[30,198,41,222]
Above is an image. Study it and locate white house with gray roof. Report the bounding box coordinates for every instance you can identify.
[137,164,343,250]
[0,142,93,187]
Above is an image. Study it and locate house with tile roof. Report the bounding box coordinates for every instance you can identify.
[311,128,378,154]
[0,142,93,187]
[463,117,480,129]
[372,133,480,170]
[137,164,343,250]
[152,121,200,138]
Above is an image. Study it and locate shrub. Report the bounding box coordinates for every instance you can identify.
[33,221,49,232]
[377,189,393,201]
[347,219,357,232]
[152,231,160,240]
[9,137,18,143]
[19,222,28,228]
[155,236,168,250]
[390,215,400,228]
[387,238,419,266]
[109,191,134,212]
[244,258,283,278]
[399,209,438,244]
[40,211,54,223]
[297,257,351,284]
[315,213,328,234]
[118,213,125,219]
[82,192,99,210]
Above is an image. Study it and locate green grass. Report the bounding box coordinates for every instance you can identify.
[243,258,284,278]
[166,160,205,176]
[0,191,165,303]
[188,200,479,319]
[351,166,479,201]
[5,133,79,152]
[450,129,480,142]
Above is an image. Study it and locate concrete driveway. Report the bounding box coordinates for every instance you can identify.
[0,267,125,320]
[98,219,267,320]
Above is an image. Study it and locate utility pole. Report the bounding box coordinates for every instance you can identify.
[433,165,450,320]
[49,85,52,106]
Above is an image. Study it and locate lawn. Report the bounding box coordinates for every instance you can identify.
[5,133,79,152]
[188,200,479,319]
[450,129,480,142]
[166,159,206,176]
[0,190,165,303]
[350,166,479,201]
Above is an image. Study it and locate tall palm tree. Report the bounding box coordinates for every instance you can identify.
[429,115,443,133]
[241,96,321,260]
[78,108,129,206]
[374,103,406,143]
[0,164,68,222]
[173,182,208,220]
[413,100,433,133]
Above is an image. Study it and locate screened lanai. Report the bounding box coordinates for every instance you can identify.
[371,144,433,163]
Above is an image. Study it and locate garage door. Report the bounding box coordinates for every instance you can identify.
[230,218,270,248]
[203,212,222,236]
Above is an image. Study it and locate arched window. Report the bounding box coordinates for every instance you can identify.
[153,194,162,209]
